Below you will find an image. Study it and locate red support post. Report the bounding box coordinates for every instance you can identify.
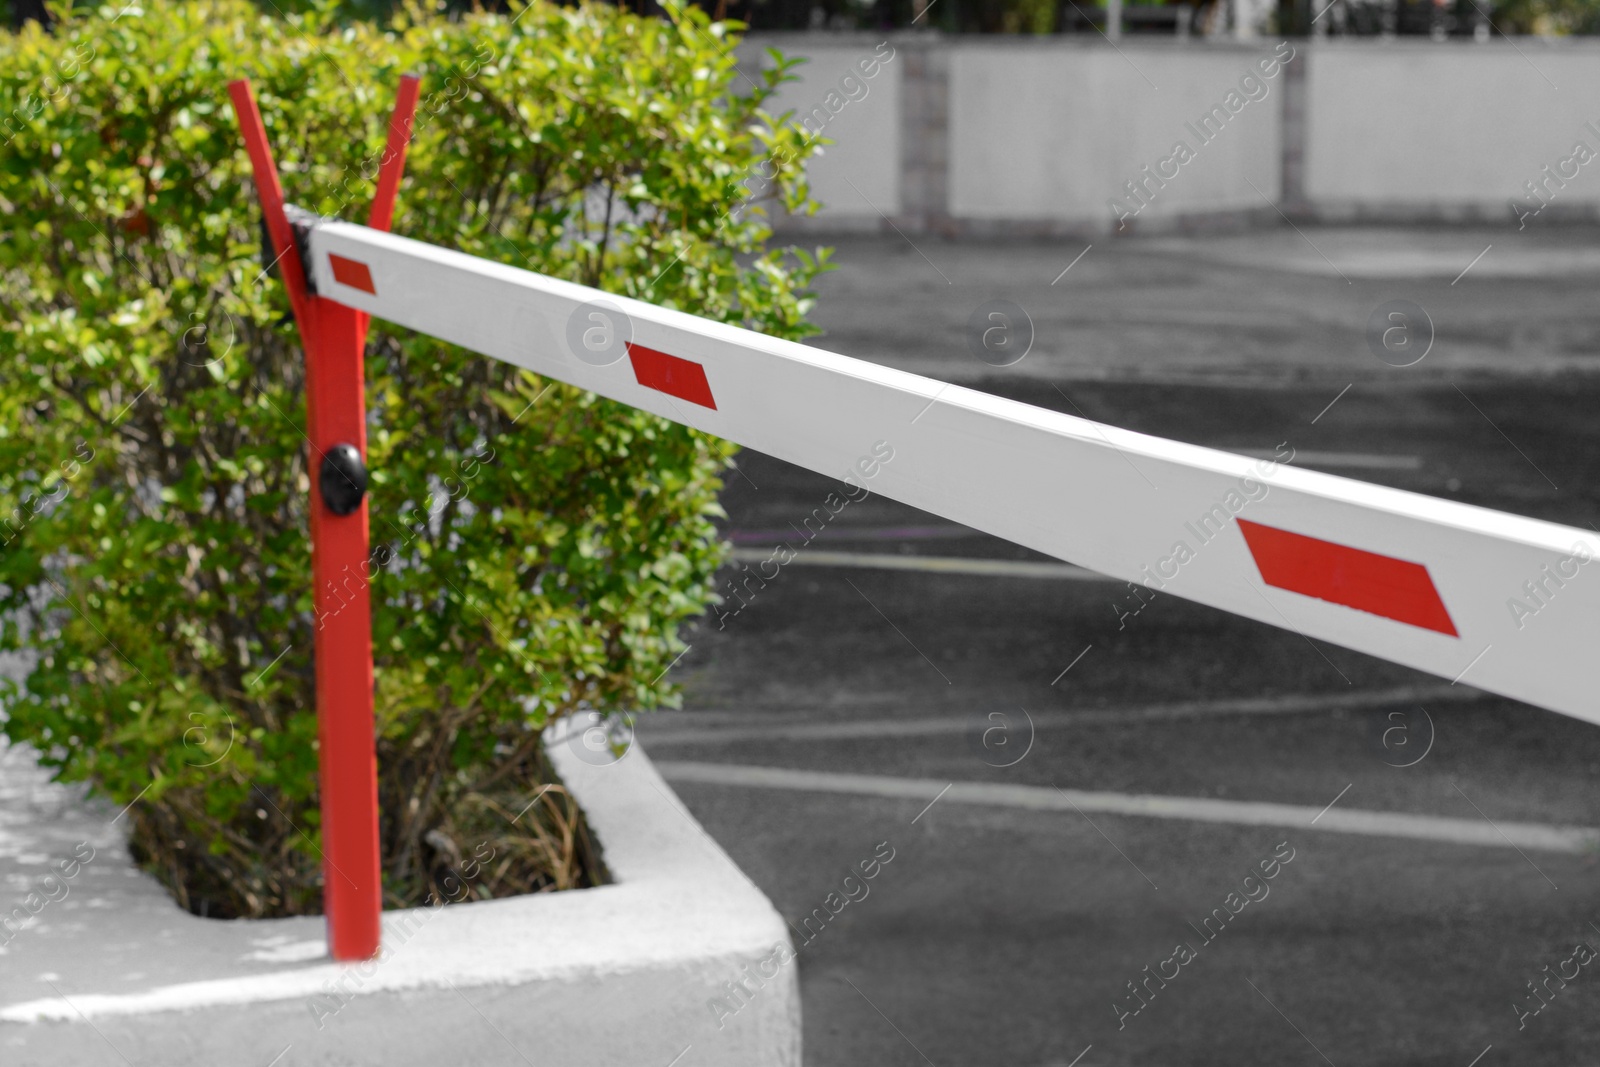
[361,75,421,339]
[370,76,421,234]
[228,77,419,962]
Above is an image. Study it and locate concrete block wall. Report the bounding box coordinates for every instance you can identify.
[741,33,1600,234]
[1304,40,1600,224]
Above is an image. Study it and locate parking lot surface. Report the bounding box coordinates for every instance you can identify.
[642,225,1600,1066]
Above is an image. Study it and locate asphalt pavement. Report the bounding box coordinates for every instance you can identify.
[637,224,1600,1067]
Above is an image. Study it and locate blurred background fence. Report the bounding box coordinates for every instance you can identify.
[737,35,1600,234]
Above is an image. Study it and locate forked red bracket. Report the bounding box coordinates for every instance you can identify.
[228,75,420,962]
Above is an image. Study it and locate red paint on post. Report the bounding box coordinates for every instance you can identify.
[352,73,419,338]
[228,82,312,335]
[368,75,420,235]
[329,254,377,295]
[1238,519,1458,636]
[626,343,718,409]
[229,76,419,962]
[306,302,379,963]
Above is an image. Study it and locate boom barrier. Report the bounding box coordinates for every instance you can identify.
[231,77,1597,961]
[308,217,1598,724]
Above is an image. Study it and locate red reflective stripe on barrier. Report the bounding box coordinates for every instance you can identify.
[1238,519,1458,636]
[626,343,717,409]
[330,254,377,295]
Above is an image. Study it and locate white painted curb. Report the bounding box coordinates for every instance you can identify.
[0,724,800,1066]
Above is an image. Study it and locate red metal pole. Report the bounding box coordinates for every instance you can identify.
[369,75,420,234]
[305,298,379,962]
[361,75,421,340]
[228,77,418,961]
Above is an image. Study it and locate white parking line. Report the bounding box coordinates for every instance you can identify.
[728,548,1109,580]
[640,684,1487,746]
[653,762,1600,854]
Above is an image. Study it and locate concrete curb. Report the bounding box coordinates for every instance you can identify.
[0,724,799,1066]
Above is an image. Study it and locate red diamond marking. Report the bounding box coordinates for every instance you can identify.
[1238,519,1458,636]
[329,254,376,295]
[626,343,717,410]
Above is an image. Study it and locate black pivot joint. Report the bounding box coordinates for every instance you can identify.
[320,444,368,516]
[258,203,322,295]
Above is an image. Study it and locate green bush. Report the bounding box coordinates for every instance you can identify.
[1489,0,1600,32]
[0,0,826,916]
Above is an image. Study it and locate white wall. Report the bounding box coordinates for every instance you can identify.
[948,42,1285,226]
[743,35,1600,231]
[741,37,903,223]
[1305,42,1600,219]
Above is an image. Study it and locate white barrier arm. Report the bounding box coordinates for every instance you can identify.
[304,219,1598,724]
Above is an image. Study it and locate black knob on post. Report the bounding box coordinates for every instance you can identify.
[319,444,368,516]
